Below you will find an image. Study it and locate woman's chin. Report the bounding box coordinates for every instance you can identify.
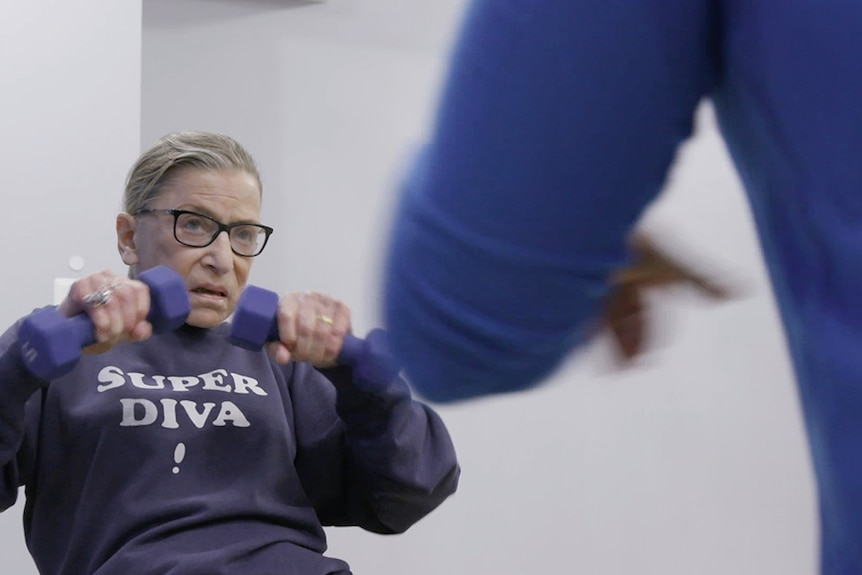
[184,308,230,329]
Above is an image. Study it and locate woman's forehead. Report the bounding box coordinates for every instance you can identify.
[156,169,262,216]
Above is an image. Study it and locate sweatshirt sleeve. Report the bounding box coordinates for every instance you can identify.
[382,0,720,402]
[0,317,49,511]
[289,361,459,535]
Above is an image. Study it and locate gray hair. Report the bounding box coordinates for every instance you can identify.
[123,131,262,214]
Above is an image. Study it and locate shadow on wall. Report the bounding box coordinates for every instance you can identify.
[143,0,320,29]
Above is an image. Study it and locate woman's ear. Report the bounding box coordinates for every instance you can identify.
[116,212,139,266]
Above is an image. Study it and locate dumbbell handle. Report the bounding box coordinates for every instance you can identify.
[53,292,171,350]
[61,267,183,347]
[263,322,399,382]
[258,316,366,367]
[19,265,189,380]
[230,286,400,381]
[64,313,102,349]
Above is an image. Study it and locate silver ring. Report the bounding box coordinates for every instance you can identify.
[83,282,119,308]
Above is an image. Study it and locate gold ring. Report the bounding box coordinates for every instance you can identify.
[318,315,334,325]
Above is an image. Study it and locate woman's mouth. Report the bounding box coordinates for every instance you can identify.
[190,287,228,300]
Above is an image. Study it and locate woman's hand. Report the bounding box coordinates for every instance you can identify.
[266,291,352,368]
[603,232,735,361]
[58,269,153,354]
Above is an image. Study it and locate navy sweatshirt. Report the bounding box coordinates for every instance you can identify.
[0,320,459,574]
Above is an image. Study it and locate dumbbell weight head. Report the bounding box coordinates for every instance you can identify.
[19,265,190,380]
[19,312,88,382]
[140,265,192,332]
[229,285,280,351]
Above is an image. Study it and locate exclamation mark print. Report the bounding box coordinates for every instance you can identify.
[173,442,186,474]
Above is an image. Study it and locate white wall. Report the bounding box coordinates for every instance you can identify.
[0,1,817,573]
[0,1,143,573]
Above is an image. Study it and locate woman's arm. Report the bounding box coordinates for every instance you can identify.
[0,318,48,511]
[290,362,459,534]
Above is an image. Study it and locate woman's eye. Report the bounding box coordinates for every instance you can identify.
[235,227,255,242]
[179,214,211,233]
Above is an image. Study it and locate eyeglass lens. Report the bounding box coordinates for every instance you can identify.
[175,212,267,256]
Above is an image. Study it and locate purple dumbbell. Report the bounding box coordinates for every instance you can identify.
[229,285,400,383]
[19,265,191,380]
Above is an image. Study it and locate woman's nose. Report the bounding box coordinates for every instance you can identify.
[203,230,235,271]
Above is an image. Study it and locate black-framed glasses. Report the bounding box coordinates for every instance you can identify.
[136,209,274,257]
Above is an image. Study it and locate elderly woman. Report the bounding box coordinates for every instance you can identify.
[0,131,460,575]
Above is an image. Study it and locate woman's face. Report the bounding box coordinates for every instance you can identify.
[117,168,263,328]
